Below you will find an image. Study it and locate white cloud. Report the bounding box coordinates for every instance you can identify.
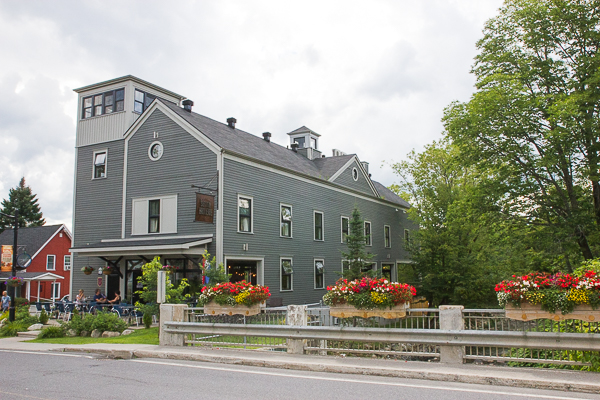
[0,0,504,231]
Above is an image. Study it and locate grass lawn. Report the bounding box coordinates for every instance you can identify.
[30,327,159,345]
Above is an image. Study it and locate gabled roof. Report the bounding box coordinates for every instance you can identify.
[155,101,409,208]
[287,126,321,137]
[0,224,71,260]
[372,181,411,208]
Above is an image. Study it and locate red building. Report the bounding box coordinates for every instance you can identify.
[0,225,72,302]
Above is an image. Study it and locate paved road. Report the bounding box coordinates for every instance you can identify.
[2,350,599,400]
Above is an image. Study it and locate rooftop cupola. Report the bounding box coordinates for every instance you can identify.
[286,126,322,160]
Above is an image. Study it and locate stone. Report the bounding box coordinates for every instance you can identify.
[80,331,89,337]
[121,329,134,336]
[66,329,77,337]
[91,329,102,338]
[101,331,121,338]
[28,323,44,331]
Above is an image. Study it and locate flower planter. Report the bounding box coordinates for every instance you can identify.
[83,270,92,275]
[329,302,410,319]
[204,302,263,316]
[102,269,112,275]
[505,303,600,322]
[6,281,24,287]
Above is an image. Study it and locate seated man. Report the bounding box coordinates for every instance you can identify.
[93,289,107,304]
[108,290,121,305]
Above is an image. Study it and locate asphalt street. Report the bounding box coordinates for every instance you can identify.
[2,350,600,400]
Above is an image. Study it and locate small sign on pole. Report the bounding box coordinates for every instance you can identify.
[1,245,12,272]
[157,270,166,304]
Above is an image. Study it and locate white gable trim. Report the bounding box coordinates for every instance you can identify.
[223,153,407,210]
[30,225,71,261]
[328,155,380,198]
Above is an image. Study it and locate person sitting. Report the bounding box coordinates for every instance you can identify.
[93,289,107,304]
[108,290,121,305]
[76,289,85,304]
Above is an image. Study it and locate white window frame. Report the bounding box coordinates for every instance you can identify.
[64,255,71,271]
[352,167,359,181]
[46,255,56,271]
[92,149,108,179]
[280,257,293,292]
[131,195,178,235]
[314,211,324,241]
[381,262,396,282]
[237,194,253,234]
[341,259,350,274]
[341,216,349,243]
[384,225,391,248]
[280,203,293,238]
[364,221,372,246]
[314,258,325,290]
[362,261,377,275]
[51,282,61,300]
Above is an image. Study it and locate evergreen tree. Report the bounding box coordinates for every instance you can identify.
[340,207,375,281]
[0,177,45,232]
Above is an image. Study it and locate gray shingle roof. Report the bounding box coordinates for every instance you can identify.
[161,101,410,208]
[372,181,411,208]
[0,225,65,258]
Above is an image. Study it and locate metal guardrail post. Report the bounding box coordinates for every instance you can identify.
[159,304,188,346]
[287,305,307,354]
[439,305,465,364]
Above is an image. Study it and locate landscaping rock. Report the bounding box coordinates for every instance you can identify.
[121,329,134,336]
[101,331,121,338]
[66,329,77,337]
[80,331,89,337]
[91,329,102,338]
[28,323,44,331]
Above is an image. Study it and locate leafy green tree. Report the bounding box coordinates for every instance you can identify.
[201,249,230,287]
[135,257,190,319]
[340,207,375,281]
[0,177,45,232]
[444,0,600,264]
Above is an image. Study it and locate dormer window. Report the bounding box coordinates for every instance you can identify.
[294,137,306,148]
[82,88,124,119]
[311,137,317,149]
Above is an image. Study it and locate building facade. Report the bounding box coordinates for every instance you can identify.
[70,76,415,305]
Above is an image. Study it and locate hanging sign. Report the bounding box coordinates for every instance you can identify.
[195,193,215,223]
[97,277,103,287]
[1,245,12,272]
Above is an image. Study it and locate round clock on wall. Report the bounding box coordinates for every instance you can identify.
[148,141,164,161]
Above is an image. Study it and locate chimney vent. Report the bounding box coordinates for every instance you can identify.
[227,117,237,128]
[182,100,194,112]
[291,143,299,152]
[262,132,271,142]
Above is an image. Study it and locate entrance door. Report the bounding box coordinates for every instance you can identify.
[106,274,120,303]
[382,263,395,282]
[125,260,144,304]
[226,260,257,284]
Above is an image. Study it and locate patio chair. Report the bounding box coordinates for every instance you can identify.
[55,303,66,319]
[42,303,53,318]
[34,302,43,318]
[130,309,144,327]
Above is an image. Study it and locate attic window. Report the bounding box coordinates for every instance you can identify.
[134,89,156,113]
[311,137,317,149]
[82,88,124,119]
[352,167,359,181]
[293,137,305,148]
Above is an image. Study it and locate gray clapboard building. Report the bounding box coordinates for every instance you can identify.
[70,76,414,305]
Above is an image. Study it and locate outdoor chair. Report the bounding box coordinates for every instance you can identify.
[42,303,53,318]
[34,302,42,317]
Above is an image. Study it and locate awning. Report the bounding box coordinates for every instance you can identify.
[0,272,65,281]
[69,235,213,257]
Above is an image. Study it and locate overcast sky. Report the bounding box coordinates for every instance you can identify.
[0,0,504,231]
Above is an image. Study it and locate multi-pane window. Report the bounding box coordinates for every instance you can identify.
[148,199,160,233]
[134,89,156,113]
[404,229,410,243]
[82,88,124,119]
[238,196,252,233]
[46,255,56,271]
[93,151,107,179]
[64,255,71,271]
[384,225,391,248]
[364,221,372,246]
[341,216,349,243]
[314,259,325,289]
[281,258,293,291]
[314,211,324,241]
[280,204,292,237]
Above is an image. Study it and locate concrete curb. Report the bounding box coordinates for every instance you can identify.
[54,346,600,395]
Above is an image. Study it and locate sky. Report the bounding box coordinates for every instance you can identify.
[0,0,504,231]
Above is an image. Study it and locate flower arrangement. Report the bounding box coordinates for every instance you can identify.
[81,266,94,275]
[161,265,179,273]
[495,271,600,314]
[198,281,270,307]
[323,277,416,310]
[5,276,24,287]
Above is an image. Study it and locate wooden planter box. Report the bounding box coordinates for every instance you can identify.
[505,303,600,322]
[204,302,262,316]
[329,302,410,319]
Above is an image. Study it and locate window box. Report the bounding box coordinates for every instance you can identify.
[329,303,410,319]
[505,303,600,322]
[203,301,264,316]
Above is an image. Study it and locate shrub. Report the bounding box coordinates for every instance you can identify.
[39,309,49,325]
[143,313,153,329]
[65,312,127,334]
[38,326,65,339]
[0,321,29,337]
[15,297,29,307]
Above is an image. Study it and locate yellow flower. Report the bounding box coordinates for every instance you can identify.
[566,289,588,304]
[370,292,386,304]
